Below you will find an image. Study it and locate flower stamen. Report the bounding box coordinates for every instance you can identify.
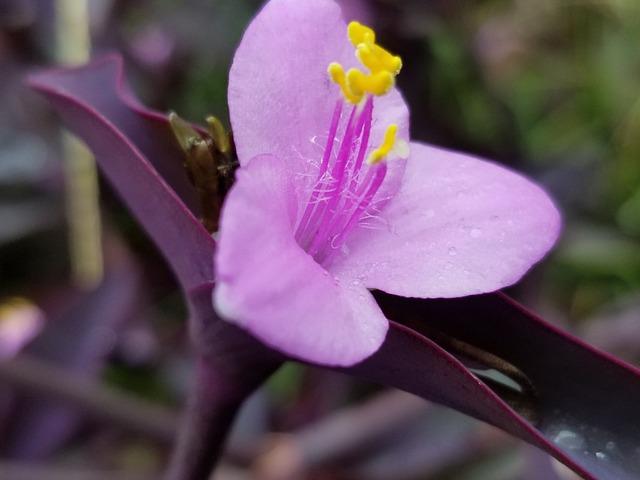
[367,124,397,165]
[330,21,402,105]
[295,22,405,263]
[346,68,394,98]
[347,21,376,47]
[328,63,362,104]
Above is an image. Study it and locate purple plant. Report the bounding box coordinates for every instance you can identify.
[26,0,640,479]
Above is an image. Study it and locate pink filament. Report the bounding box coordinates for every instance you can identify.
[294,99,343,242]
[294,95,386,264]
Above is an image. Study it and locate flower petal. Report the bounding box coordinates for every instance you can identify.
[213,154,388,366]
[228,0,409,192]
[329,142,561,297]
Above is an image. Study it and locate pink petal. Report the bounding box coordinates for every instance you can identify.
[336,0,372,24]
[213,154,388,366]
[228,0,409,198]
[329,142,561,297]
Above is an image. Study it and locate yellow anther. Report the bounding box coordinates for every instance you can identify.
[355,44,383,74]
[347,68,394,97]
[348,21,375,47]
[379,47,402,74]
[329,22,402,104]
[328,63,363,104]
[357,43,402,75]
[367,124,398,164]
[328,62,346,88]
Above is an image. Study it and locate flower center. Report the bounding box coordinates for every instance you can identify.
[293,22,404,265]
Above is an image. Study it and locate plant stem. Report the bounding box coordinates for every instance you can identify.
[164,282,282,479]
[164,359,258,480]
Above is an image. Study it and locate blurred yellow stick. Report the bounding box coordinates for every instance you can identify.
[55,0,103,289]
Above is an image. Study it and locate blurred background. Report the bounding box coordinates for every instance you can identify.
[1,0,640,478]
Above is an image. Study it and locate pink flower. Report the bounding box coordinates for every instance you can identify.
[213,0,560,366]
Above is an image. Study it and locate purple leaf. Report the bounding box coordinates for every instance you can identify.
[26,56,215,291]
[340,292,640,480]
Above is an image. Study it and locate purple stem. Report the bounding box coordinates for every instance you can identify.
[164,360,246,480]
[165,285,283,480]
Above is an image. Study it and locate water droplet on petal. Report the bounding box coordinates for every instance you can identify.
[470,228,482,238]
[444,262,453,270]
[448,247,457,256]
[595,451,609,462]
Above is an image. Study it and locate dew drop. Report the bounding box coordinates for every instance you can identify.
[544,413,640,475]
[448,247,457,256]
[552,429,586,450]
[444,262,453,270]
[470,228,482,238]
